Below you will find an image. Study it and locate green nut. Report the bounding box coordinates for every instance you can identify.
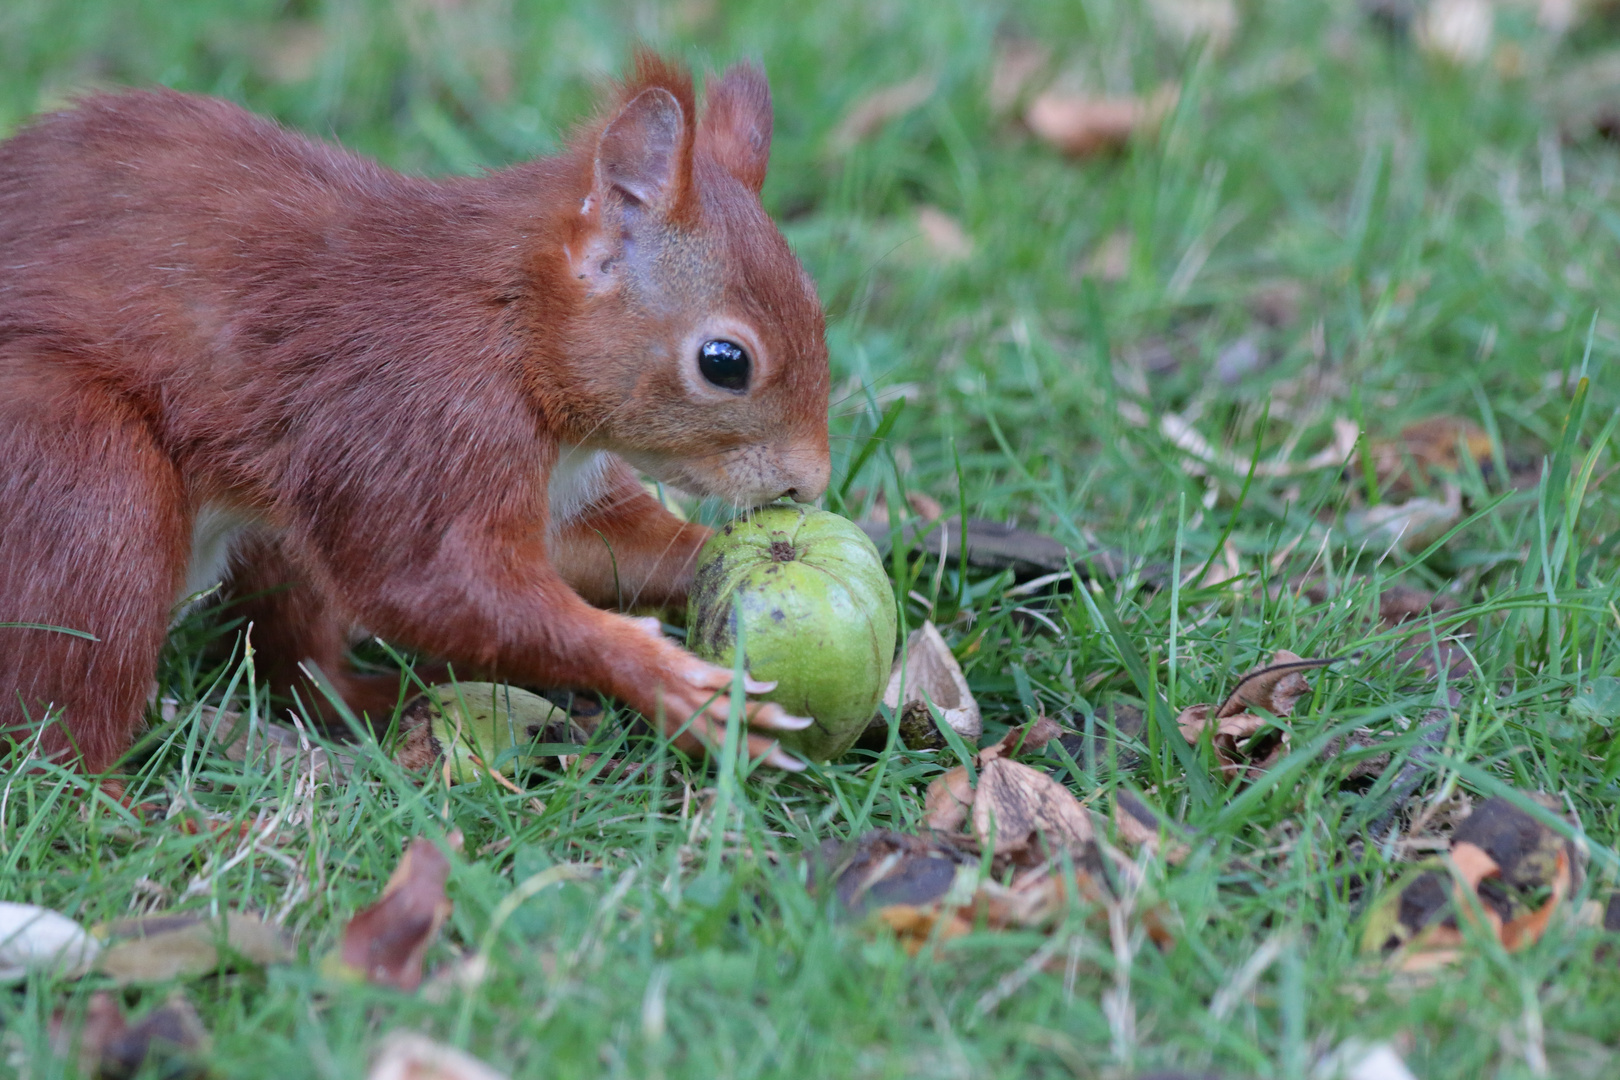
[687,504,897,761]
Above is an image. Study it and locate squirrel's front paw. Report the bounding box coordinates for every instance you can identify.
[627,624,811,771]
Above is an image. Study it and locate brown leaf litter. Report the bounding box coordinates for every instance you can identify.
[1024,83,1180,157]
[1177,651,1334,778]
[821,718,1173,955]
[333,835,456,991]
[1362,796,1579,971]
[50,991,208,1080]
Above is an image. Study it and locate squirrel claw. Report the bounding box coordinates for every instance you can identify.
[753,708,812,732]
[763,746,807,772]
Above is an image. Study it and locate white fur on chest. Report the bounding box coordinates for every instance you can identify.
[181,503,256,606]
[547,444,612,529]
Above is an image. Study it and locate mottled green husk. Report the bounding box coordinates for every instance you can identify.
[415,682,565,783]
[686,504,898,761]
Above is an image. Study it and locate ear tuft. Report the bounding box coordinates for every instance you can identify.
[596,87,687,211]
[698,62,772,194]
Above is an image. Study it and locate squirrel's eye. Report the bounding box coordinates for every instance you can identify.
[698,339,751,392]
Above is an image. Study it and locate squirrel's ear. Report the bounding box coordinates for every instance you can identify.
[698,62,772,194]
[595,87,691,213]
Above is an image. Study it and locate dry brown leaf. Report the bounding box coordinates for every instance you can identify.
[875,904,974,955]
[809,830,975,917]
[1178,651,1332,777]
[980,716,1065,764]
[1372,797,1575,969]
[1344,485,1463,554]
[369,1031,511,1080]
[883,621,982,750]
[830,74,937,152]
[972,757,1094,855]
[923,766,975,833]
[338,837,453,991]
[1025,83,1178,157]
[52,991,209,1080]
[1136,410,1358,480]
[1368,416,1493,494]
[1113,791,1191,863]
[916,206,973,262]
[1216,650,1328,719]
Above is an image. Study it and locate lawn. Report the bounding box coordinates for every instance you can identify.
[4,0,1620,1077]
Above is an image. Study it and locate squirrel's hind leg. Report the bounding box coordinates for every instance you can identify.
[0,356,188,774]
[221,534,436,729]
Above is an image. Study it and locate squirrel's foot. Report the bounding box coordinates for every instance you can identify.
[624,617,811,771]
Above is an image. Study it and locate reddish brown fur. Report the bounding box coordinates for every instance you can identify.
[0,56,830,773]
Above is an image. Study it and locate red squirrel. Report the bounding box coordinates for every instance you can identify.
[0,54,829,775]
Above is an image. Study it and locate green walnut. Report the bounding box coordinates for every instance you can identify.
[398,682,566,783]
[687,504,898,761]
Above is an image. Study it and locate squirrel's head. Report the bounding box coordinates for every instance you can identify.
[538,55,829,508]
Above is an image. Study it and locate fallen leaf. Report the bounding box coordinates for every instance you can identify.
[923,766,975,832]
[1216,650,1327,719]
[916,206,973,262]
[1178,651,1332,777]
[1143,410,1359,479]
[48,990,126,1077]
[1375,583,1457,627]
[1112,790,1192,863]
[830,74,937,152]
[972,757,1095,855]
[0,902,100,982]
[369,1031,510,1080]
[1343,485,1463,553]
[335,836,454,991]
[881,621,983,749]
[891,515,1123,581]
[809,829,976,916]
[1025,83,1179,157]
[1367,416,1493,494]
[1416,0,1493,65]
[1364,796,1574,967]
[53,991,209,1080]
[979,716,1065,764]
[96,910,292,984]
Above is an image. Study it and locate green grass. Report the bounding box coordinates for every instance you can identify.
[5,1,1620,1077]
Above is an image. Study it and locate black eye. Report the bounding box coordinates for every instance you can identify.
[698,339,751,392]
